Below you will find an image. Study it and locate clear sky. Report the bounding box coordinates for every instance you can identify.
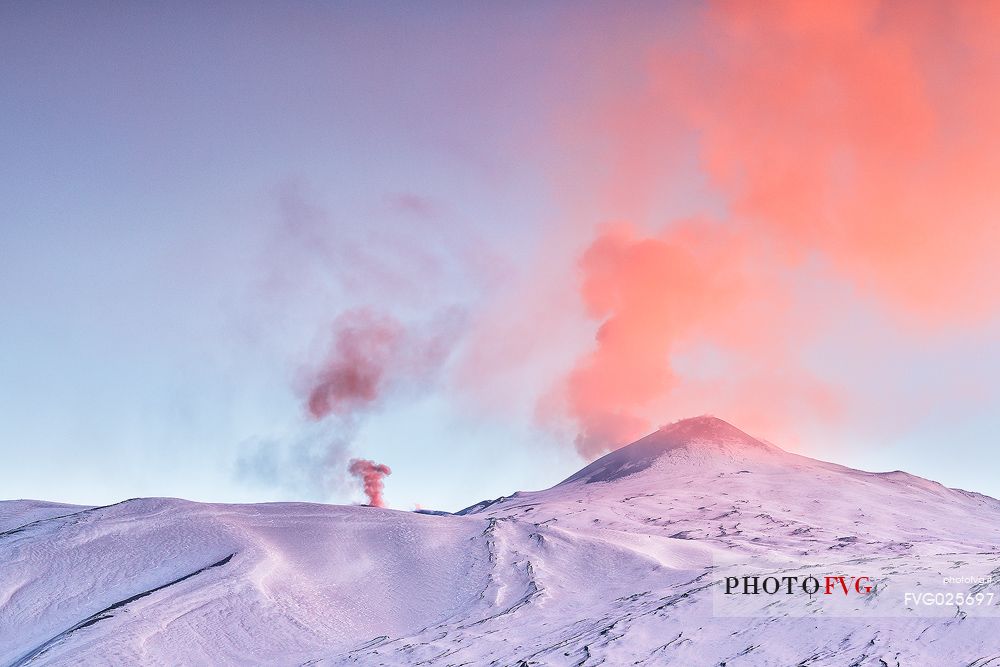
[2,1,999,511]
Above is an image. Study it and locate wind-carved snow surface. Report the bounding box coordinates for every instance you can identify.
[3,416,1000,665]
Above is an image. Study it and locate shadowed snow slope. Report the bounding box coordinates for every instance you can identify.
[3,417,1000,666]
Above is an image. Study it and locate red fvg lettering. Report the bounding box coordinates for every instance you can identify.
[823,576,873,595]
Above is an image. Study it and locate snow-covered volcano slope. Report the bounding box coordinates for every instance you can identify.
[3,417,1000,666]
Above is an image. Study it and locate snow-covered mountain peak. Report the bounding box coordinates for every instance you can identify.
[558,415,782,485]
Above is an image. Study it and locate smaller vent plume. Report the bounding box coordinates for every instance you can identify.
[348,458,392,507]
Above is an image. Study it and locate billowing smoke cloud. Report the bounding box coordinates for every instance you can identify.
[236,180,472,504]
[305,311,404,420]
[547,0,1000,456]
[348,458,392,507]
[238,306,461,503]
[304,308,452,421]
[293,308,458,505]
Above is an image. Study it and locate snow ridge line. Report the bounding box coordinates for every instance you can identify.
[8,552,236,667]
[0,501,128,541]
[459,518,543,629]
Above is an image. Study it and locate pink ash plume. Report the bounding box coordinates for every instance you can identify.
[348,458,392,507]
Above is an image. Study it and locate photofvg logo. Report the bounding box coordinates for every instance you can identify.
[724,575,873,597]
[712,571,878,617]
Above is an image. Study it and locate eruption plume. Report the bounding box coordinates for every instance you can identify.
[239,304,459,503]
[545,0,1000,456]
[348,458,392,507]
[305,310,405,420]
[304,308,458,422]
